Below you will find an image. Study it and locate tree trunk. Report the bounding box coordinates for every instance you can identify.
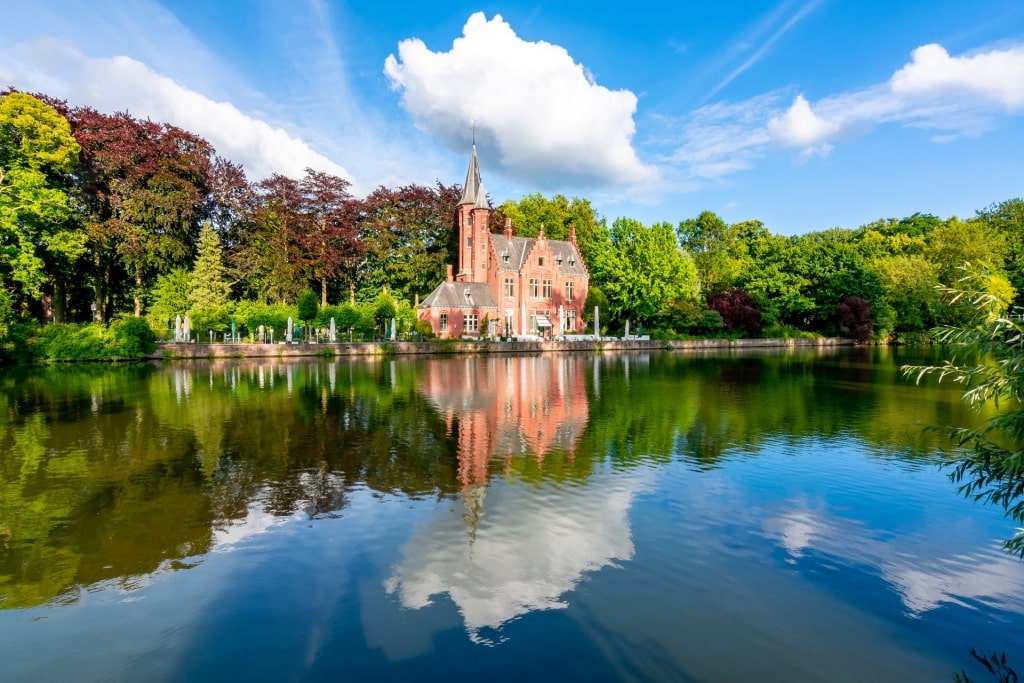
[93,253,105,323]
[321,277,328,307]
[52,275,67,324]
[134,267,143,317]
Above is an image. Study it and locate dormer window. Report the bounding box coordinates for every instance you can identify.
[556,255,563,266]
[502,252,509,263]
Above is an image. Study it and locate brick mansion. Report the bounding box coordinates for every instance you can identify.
[418,144,590,338]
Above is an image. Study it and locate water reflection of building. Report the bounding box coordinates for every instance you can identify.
[378,355,650,644]
[418,355,590,485]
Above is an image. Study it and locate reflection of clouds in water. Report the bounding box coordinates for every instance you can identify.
[212,502,294,550]
[886,554,1024,615]
[762,503,1024,616]
[385,471,649,641]
[763,509,822,559]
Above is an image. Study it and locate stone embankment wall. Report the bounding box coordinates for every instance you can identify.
[151,337,854,360]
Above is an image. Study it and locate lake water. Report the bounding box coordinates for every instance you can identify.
[1,347,1021,682]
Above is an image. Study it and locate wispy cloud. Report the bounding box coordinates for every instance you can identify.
[668,41,1024,185]
[703,0,822,102]
[0,38,352,182]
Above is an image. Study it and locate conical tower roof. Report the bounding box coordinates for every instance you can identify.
[458,143,488,208]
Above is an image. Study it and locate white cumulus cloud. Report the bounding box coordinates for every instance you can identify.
[891,43,1024,108]
[0,38,352,183]
[384,12,657,189]
[767,93,839,149]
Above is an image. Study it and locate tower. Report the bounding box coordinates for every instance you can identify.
[456,142,491,282]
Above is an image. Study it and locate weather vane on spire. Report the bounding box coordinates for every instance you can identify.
[470,118,476,146]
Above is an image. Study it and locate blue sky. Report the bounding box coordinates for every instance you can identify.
[2,1,1022,235]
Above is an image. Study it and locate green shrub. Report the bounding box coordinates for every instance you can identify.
[32,323,107,361]
[297,290,319,325]
[190,306,232,337]
[0,321,37,365]
[760,323,821,340]
[698,309,726,336]
[234,301,295,339]
[415,319,434,338]
[109,317,156,358]
[26,319,155,362]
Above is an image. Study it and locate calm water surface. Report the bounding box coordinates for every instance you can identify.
[1,347,1022,682]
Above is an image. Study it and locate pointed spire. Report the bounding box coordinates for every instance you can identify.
[474,179,489,210]
[458,140,486,208]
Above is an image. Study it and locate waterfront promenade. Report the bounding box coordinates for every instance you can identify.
[152,336,854,360]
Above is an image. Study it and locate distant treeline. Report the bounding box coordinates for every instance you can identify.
[1,90,1022,362]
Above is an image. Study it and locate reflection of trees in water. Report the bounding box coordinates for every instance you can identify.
[581,348,988,469]
[0,360,458,609]
[0,348,989,610]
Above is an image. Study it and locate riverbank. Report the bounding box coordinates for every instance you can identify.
[150,336,855,360]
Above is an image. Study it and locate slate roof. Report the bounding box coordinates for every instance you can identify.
[490,234,588,276]
[420,281,498,310]
[547,240,588,276]
[490,234,529,272]
[457,144,489,209]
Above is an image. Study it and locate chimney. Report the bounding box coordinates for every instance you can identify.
[446,264,453,282]
[538,223,546,241]
[504,216,513,239]
[568,224,577,246]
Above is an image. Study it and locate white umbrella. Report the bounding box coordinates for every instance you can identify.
[183,315,191,343]
[390,317,397,341]
[593,306,599,340]
[174,314,182,342]
[329,317,336,343]
[286,316,293,342]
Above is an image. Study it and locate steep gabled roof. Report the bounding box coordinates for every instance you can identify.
[490,234,531,272]
[420,281,498,309]
[489,234,589,277]
[548,240,589,276]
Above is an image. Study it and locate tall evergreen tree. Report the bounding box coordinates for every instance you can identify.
[189,223,231,311]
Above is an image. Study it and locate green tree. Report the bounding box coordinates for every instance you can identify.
[149,266,191,329]
[903,269,1024,557]
[975,199,1024,305]
[872,255,939,339]
[373,289,397,337]
[234,174,307,304]
[189,223,231,312]
[296,289,318,340]
[599,218,698,325]
[677,210,748,296]
[787,230,885,335]
[0,92,84,316]
[0,277,16,361]
[925,217,1007,287]
[737,231,813,328]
